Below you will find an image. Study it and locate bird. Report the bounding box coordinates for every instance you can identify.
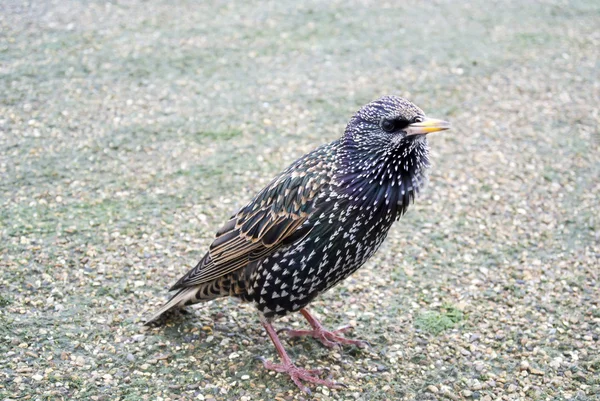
[145,95,450,393]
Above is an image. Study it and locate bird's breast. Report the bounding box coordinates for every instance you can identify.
[249,192,397,318]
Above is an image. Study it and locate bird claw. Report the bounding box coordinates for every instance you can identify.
[258,358,344,394]
[332,325,370,348]
[306,366,330,376]
[281,325,368,349]
[276,326,292,335]
[333,324,354,334]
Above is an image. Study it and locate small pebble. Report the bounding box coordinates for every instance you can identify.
[427,385,439,393]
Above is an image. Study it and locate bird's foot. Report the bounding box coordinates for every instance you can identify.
[280,324,369,349]
[256,356,345,394]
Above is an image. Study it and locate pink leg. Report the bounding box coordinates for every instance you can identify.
[280,309,369,349]
[259,317,344,394]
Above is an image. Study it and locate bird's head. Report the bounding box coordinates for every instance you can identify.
[343,95,450,151]
[338,96,450,212]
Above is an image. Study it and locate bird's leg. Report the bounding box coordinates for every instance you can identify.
[280,308,369,349]
[258,317,343,394]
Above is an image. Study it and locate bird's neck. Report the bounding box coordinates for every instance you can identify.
[336,137,430,217]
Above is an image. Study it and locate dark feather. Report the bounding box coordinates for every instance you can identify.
[163,144,336,291]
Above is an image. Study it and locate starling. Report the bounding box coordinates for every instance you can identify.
[145,95,450,392]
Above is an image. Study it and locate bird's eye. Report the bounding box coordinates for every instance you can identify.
[411,116,423,124]
[381,119,397,132]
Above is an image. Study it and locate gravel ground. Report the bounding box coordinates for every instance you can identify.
[1,0,598,400]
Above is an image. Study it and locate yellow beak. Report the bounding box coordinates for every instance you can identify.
[405,118,451,136]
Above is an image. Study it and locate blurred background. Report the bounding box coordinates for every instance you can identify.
[1,0,598,400]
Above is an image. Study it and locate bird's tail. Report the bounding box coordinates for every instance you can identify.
[144,287,199,326]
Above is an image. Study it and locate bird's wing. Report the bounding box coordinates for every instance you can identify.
[169,145,336,290]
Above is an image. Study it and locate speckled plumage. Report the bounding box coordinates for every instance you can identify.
[146,95,449,392]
